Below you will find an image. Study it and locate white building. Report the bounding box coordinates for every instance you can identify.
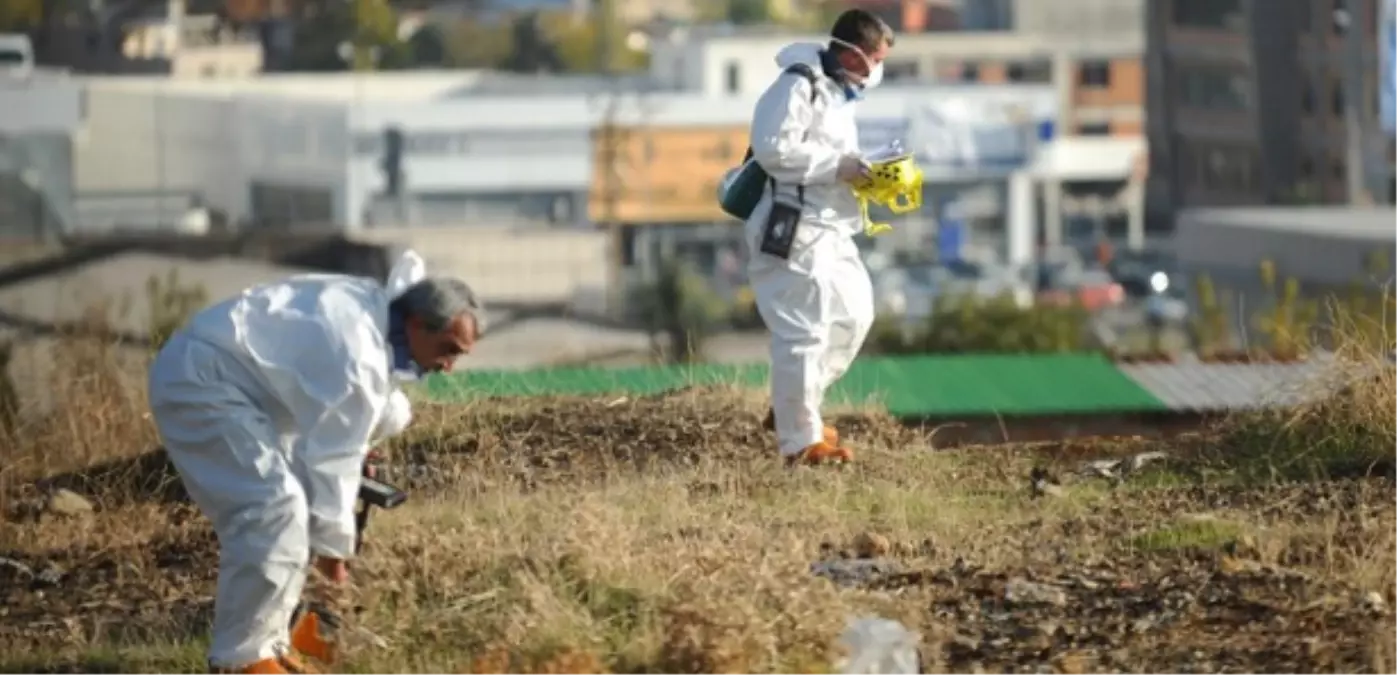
[71,69,1063,233]
[644,23,1143,133]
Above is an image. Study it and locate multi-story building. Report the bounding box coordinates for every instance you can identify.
[646,16,1144,138]
[1144,0,1396,229]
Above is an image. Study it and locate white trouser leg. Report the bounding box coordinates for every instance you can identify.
[819,249,876,391]
[752,262,831,456]
[148,336,310,668]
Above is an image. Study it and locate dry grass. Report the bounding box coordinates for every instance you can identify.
[0,317,1394,673]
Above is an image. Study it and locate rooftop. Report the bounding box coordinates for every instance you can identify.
[654,25,1143,58]
[1179,206,1397,243]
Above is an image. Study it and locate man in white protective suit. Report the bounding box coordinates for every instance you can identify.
[146,250,484,674]
[745,9,895,466]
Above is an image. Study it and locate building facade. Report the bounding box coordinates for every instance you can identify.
[0,73,84,240]
[645,22,1144,138]
[1145,0,1396,230]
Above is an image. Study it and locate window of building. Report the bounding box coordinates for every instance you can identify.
[1332,158,1346,181]
[1331,80,1345,115]
[724,61,740,93]
[1185,142,1258,193]
[1079,60,1111,88]
[1332,0,1348,35]
[1177,66,1250,110]
[1300,156,1316,179]
[960,61,980,82]
[1172,0,1243,29]
[1302,79,1316,114]
[1077,122,1111,135]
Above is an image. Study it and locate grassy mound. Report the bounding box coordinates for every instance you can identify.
[0,332,1393,673]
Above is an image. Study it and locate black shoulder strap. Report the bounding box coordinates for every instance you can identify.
[741,64,822,166]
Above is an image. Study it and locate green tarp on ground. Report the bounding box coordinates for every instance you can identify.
[422,353,1172,417]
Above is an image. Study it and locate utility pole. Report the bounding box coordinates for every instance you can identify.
[594,0,626,317]
[1339,4,1372,204]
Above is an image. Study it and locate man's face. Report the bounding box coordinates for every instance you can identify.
[837,38,889,84]
[405,313,477,374]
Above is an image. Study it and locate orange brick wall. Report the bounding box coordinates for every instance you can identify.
[1072,58,1145,108]
[1111,119,1143,136]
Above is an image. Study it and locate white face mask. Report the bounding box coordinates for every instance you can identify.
[863,61,885,90]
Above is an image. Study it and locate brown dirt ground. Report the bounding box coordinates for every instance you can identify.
[1,387,1393,673]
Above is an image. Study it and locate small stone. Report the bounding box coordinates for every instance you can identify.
[1005,577,1068,608]
[1362,590,1387,614]
[45,489,93,517]
[1032,480,1066,499]
[811,558,902,588]
[853,531,891,559]
[0,555,34,581]
[34,564,63,589]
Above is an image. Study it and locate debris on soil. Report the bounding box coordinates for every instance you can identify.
[838,616,920,674]
[1003,577,1069,607]
[1030,466,1066,499]
[44,489,94,518]
[853,532,891,559]
[0,392,1391,675]
[812,559,904,588]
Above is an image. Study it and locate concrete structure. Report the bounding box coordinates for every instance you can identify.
[1175,206,1396,290]
[0,72,85,241]
[1145,0,1397,230]
[646,12,1144,137]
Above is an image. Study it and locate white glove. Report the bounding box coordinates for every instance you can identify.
[836,155,871,184]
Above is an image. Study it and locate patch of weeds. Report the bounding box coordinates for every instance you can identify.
[1128,518,1247,553]
[0,640,207,674]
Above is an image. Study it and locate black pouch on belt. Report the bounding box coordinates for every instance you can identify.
[758,182,806,260]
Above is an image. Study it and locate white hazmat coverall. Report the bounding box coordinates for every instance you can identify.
[147,252,426,668]
[744,42,876,457]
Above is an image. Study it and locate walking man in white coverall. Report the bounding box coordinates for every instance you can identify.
[746,9,895,465]
[147,251,484,674]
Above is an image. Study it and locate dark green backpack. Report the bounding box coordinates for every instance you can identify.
[717,63,821,220]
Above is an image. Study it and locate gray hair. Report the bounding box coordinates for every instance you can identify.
[391,277,487,335]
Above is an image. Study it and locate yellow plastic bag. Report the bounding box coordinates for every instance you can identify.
[850,154,924,236]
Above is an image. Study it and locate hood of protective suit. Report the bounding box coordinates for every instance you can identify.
[774,42,826,71]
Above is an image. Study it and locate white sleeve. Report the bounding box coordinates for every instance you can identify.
[749,73,843,186]
[282,324,388,560]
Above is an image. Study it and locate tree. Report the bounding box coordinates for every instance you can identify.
[441,18,513,68]
[502,11,563,73]
[535,9,646,73]
[406,23,448,67]
[285,0,410,71]
[633,259,729,364]
[727,0,774,25]
[0,0,42,33]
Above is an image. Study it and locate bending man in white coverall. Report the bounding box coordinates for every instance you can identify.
[147,251,484,674]
[745,9,895,465]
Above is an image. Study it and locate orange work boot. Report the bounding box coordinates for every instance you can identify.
[785,441,853,466]
[762,408,839,445]
[211,652,320,674]
[289,608,337,665]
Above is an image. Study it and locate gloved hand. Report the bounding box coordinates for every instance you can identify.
[836,155,871,184]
